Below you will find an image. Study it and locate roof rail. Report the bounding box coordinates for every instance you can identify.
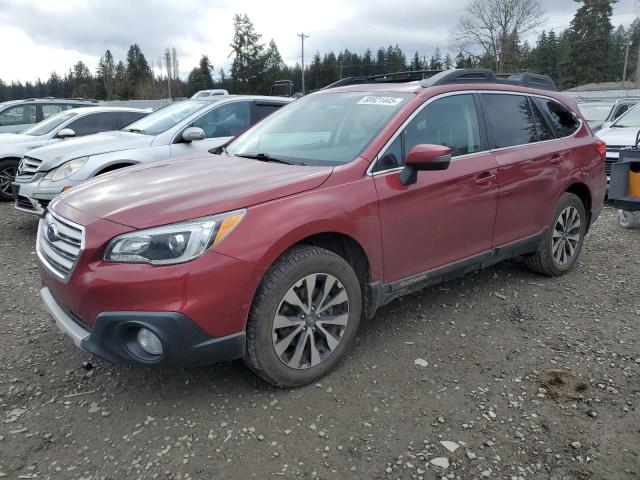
[421,69,557,91]
[321,70,443,90]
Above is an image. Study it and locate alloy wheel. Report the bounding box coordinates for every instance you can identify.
[552,206,581,265]
[272,273,350,370]
[0,165,17,195]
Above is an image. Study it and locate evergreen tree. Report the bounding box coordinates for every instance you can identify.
[429,47,444,70]
[229,14,266,93]
[561,0,617,88]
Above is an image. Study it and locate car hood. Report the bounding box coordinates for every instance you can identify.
[57,153,333,229]
[29,131,154,171]
[0,133,43,146]
[596,126,639,146]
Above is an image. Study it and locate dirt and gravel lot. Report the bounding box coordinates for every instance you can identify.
[0,203,638,480]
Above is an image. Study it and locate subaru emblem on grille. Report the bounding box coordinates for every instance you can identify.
[47,224,59,243]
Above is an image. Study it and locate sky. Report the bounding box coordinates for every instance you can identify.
[0,0,639,83]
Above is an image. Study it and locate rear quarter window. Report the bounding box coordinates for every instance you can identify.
[534,98,580,137]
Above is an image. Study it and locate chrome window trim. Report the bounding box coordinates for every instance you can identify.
[367,89,582,176]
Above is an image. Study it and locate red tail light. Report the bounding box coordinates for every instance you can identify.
[594,140,606,162]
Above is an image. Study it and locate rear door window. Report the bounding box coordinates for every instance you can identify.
[530,98,556,141]
[41,104,65,120]
[119,111,147,128]
[67,112,118,136]
[533,98,580,137]
[482,94,537,149]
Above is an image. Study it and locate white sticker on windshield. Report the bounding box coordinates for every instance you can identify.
[357,96,403,106]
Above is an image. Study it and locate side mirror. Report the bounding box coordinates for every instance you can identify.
[182,127,205,142]
[399,144,453,185]
[57,128,76,139]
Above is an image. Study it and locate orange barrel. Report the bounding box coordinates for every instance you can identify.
[630,163,640,197]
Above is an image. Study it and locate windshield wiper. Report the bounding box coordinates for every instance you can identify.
[124,128,145,134]
[235,153,305,166]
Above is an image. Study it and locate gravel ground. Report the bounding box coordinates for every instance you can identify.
[0,203,638,480]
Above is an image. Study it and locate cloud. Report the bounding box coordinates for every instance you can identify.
[0,0,637,83]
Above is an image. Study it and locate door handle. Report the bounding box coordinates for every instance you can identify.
[475,171,496,185]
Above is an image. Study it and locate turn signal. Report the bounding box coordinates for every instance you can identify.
[594,140,606,162]
[213,212,245,246]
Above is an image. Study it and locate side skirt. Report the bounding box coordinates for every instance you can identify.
[367,229,545,318]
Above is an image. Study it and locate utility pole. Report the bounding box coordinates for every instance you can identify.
[635,41,640,89]
[298,33,310,95]
[623,33,632,89]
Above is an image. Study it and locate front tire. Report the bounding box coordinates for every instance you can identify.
[0,159,18,202]
[525,193,587,277]
[244,246,362,388]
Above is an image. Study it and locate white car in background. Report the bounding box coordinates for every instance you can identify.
[0,107,147,201]
[12,95,292,215]
[596,103,640,181]
[191,89,229,98]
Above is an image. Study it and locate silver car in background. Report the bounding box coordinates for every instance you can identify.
[12,95,292,215]
[0,107,147,201]
[0,98,98,133]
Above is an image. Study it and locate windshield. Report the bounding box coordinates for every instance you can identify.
[613,103,640,127]
[227,91,412,166]
[123,101,212,135]
[578,103,613,122]
[22,111,78,136]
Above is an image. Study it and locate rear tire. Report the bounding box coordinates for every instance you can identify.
[0,158,19,202]
[524,193,586,277]
[244,246,362,388]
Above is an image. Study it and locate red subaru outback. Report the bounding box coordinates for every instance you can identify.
[38,70,606,387]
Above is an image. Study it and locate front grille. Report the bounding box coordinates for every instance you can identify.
[16,195,35,211]
[15,156,42,181]
[37,210,84,282]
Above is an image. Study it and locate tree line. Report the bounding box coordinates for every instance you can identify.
[0,0,635,102]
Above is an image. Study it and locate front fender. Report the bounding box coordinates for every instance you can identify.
[215,175,384,284]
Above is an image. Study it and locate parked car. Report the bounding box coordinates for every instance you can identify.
[596,102,640,181]
[0,98,98,134]
[37,69,605,387]
[577,98,639,132]
[0,107,147,202]
[13,96,291,215]
[191,89,229,98]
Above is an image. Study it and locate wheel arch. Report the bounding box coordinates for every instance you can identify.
[95,161,138,176]
[564,181,592,226]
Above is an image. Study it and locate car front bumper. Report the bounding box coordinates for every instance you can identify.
[12,179,79,216]
[40,286,246,367]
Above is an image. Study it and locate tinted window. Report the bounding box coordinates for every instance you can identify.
[253,103,283,122]
[192,101,251,138]
[483,94,537,148]
[0,104,37,126]
[531,99,555,141]
[119,111,147,128]
[377,134,403,170]
[534,98,580,137]
[67,112,117,136]
[405,94,482,158]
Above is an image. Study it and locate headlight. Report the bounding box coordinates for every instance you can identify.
[48,156,88,181]
[103,210,246,265]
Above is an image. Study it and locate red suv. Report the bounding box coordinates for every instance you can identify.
[37,70,606,387]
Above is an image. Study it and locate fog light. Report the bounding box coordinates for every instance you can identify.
[137,328,163,355]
